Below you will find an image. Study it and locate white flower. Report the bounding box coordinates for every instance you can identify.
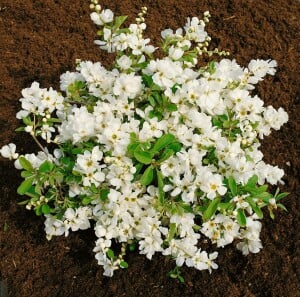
[40,124,55,142]
[199,172,227,199]
[263,106,289,131]
[186,249,209,271]
[16,82,42,119]
[170,213,196,237]
[168,46,184,60]
[74,146,105,187]
[248,59,277,84]
[58,106,95,144]
[94,28,115,52]
[184,17,207,42]
[75,146,103,173]
[0,143,18,160]
[256,162,284,185]
[139,118,168,141]
[90,9,114,26]
[237,217,262,255]
[117,55,132,70]
[113,73,142,100]
[44,215,66,240]
[60,71,85,92]
[206,251,218,273]
[145,58,183,88]
[63,207,92,235]
[201,214,240,247]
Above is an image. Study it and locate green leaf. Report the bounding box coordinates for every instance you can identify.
[166,103,178,112]
[120,261,129,269]
[168,266,185,283]
[15,127,25,132]
[135,61,148,69]
[171,83,181,94]
[46,117,61,123]
[218,202,233,211]
[245,175,258,188]
[22,116,32,126]
[19,157,34,172]
[34,183,42,195]
[168,223,177,242]
[223,120,230,128]
[21,170,33,178]
[134,146,153,164]
[256,185,268,194]
[167,141,182,153]
[275,191,289,201]
[41,204,51,215]
[157,169,165,203]
[116,28,131,34]
[133,163,144,180]
[17,177,35,195]
[100,188,110,201]
[106,249,115,260]
[277,203,288,212]
[148,109,162,120]
[17,200,29,205]
[208,61,216,74]
[246,198,263,219]
[152,92,163,105]
[39,160,53,173]
[148,95,156,107]
[236,209,247,227]
[269,208,275,220]
[151,134,176,154]
[35,205,43,216]
[228,176,237,196]
[140,165,154,186]
[129,243,136,251]
[127,142,139,156]
[156,149,174,164]
[212,119,221,128]
[142,75,153,87]
[203,197,221,221]
[82,196,92,205]
[114,15,128,29]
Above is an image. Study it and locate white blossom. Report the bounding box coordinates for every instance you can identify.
[0,143,18,160]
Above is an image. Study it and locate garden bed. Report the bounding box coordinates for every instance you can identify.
[0,0,299,296]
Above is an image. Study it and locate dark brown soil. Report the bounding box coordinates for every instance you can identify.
[0,1,299,296]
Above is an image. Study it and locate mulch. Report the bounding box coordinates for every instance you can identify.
[0,0,299,296]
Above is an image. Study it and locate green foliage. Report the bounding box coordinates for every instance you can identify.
[106,248,115,260]
[119,261,129,269]
[127,133,182,190]
[228,176,237,196]
[17,176,35,195]
[236,208,247,227]
[212,111,241,142]
[168,266,185,283]
[203,197,221,221]
[113,16,128,30]
[133,146,153,164]
[140,76,178,120]
[140,165,154,186]
[19,156,34,172]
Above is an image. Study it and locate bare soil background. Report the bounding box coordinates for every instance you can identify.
[0,0,299,296]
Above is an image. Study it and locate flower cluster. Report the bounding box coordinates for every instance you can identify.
[1,2,289,279]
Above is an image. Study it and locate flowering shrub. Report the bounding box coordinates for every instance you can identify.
[1,1,289,279]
